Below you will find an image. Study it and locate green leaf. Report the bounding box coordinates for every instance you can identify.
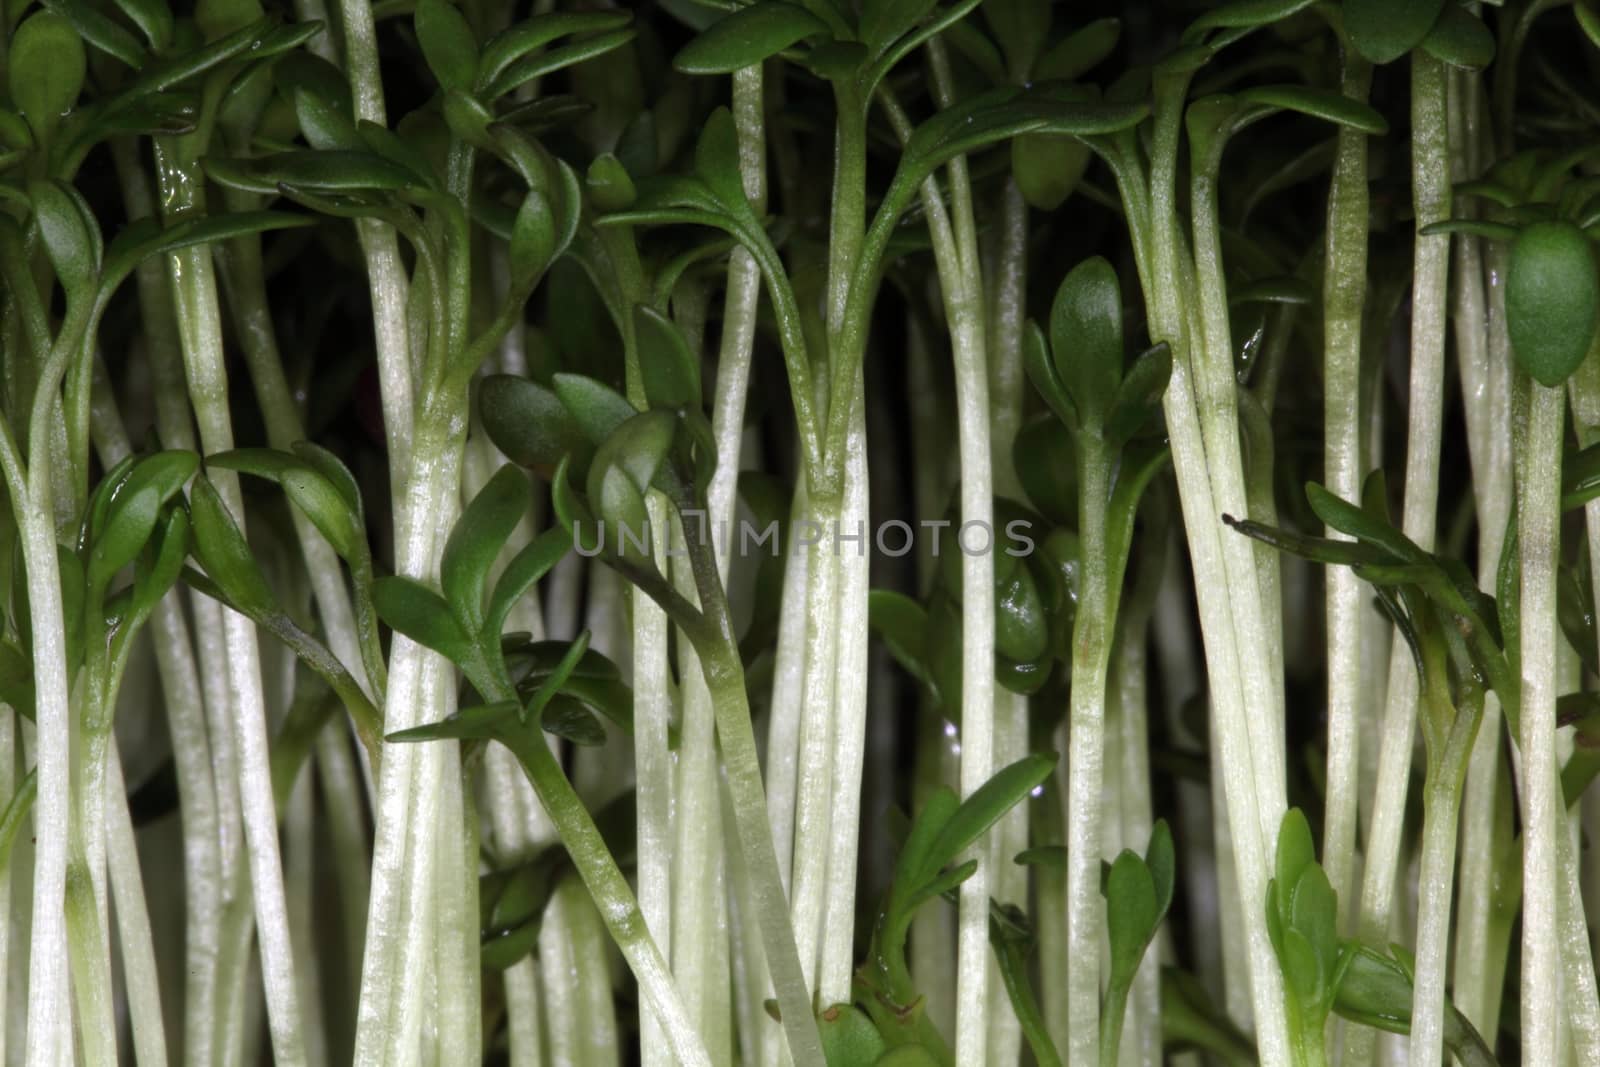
[37,0,144,71]
[204,448,363,562]
[415,0,479,91]
[30,179,101,295]
[88,450,197,597]
[1023,320,1074,429]
[1343,0,1447,64]
[277,53,358,150]
[290,442,363,519]
[479,26,637,100]
[203,150,420,196]
[1011,132,1090,212]
[1147,820,1176,917]
[673,1,829,74]
[442,465,530,632]
[585,411,677,536]
[9,12,87,139]
[893,786,960,891]
[982,0,1049,78]
[0,643,37,721]
[860,0,936,50]
[586,153,638,213]
[486,527,574,640]
[1507,221,1599,387]
[1581,2,1600,52]
[1105,342,1171,448]
[508,189,558,291]
[1305,481,1426,563]
[1184,0,1316,41]
[694,107,747,211]
[479,375,591,475]
[1230,277,1315,306]
[636,305,702,412]
[281,465,363,561]
[1273,807,1316,918]
[1049,256,1123,429]
[101,211,317,295]
[925,753,1056,877]
[1289,863,1338,974]
[1035,17,1121,81]
[110,0,173,50]
[1013,415,1077,527]
[476,11,630,92]
[387,700,520,743]
[128,505,189,624]
[868,589,936,694]
[82,456,138,553]
[1105,849,1159,982]
[541,695,606,745]
[371,576,474,664]
[1419,3,1495,70]
[552,374,640,446]
[187,475,277,618]
[526,631,590,723]
[1231,86,1388,136]
[1279,926,1324,1004]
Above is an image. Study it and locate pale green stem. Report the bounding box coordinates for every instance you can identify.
[1454,66,1514,1043]
[214,224,374,704]
[542,874,622,1067]
[89,349,226,1067]
[157,136,308,1063]
[1350,59,1451,1067]
[381,665,452,1063]
[0,712,11,1066]
[820,388,870,1007]
[352,403,463,1065]
[1517,378,1564,1066]
[433,745,480,1061]
[1065,440,1111,1067]
[1121,81,1288,1060]
[1556,820,1600,1065]
[985,176,1030,1067]
[670,527,730,1039]
[882,72,995,1065]
[335,0,414,483]
[764,484,811,896]
[314,723,370,1033]
[4,326,80,1067]
[65,858,117,1065]
[105,747,171,1066]
[1320,52,1374,926]
[1112,611,1160,1067]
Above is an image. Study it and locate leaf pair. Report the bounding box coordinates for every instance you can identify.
[372,466,572,708]
[1024,257,1172,446]
[1265,809,1351,1044]
[1101,821,1177,1067]
[1343,0,1495,69]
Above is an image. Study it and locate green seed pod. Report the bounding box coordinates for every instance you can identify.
[1507,221,1600,387]
[8,13,86,141]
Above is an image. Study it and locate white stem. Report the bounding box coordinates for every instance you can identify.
[820,392,870,1006]
[5,438,72,1067]
[432,747,479,1061]
[168,234,308,1066]
[1519,381,1564,1067]
[105,748,170,1066]
[335,0,414,483]
[1349,60,1451,1067]
[1321,54,1374,923]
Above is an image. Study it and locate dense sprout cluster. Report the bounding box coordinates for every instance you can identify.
[3,0,1600,1065]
